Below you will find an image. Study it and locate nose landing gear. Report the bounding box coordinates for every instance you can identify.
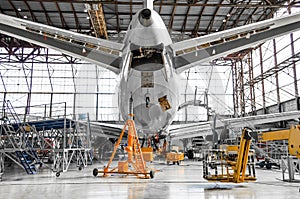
[146,96,150,108]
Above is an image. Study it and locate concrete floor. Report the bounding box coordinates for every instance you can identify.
[0,160,300,199]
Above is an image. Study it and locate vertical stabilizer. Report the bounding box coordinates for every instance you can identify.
[144,0,153,9]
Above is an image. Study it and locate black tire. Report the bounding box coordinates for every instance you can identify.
[149,170,155,179]
[79,166,82,171]
[56,172,60,177]
[177,161,180,165]
[266,163,272,170]
[259,164,264,168]
[187,150,194,159]
[259,162,265,168]
[93,168,99,177]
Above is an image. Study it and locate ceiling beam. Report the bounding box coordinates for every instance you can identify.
[219,6,234,31]
[256,7,276,22]
[158,0,163,14]
[39,1,54,25]
[55,2,68,29]
[206,0,224,34]
[70,2,80,32]
[181,4,191,33]
[8,0,21,18]
[168,0,177,31]
[6,0,298,8]
[192,0,208,37]
[231,1,250,28]
[114,0,120,33]
[24,0,38,22]
[130,0,133,21]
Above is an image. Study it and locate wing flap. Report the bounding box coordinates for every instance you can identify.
[0,13,123,74]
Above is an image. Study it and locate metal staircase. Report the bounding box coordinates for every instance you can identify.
[15,151,37,174]
[2,100,40,174]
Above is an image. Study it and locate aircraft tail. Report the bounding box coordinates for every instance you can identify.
[144,0,154,9]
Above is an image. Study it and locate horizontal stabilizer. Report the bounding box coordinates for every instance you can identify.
[0,13,123,74]
[171,12,300,73]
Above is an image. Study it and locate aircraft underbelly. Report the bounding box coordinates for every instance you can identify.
[119,69,179,134]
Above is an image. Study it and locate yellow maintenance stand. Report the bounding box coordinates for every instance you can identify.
[258,125,300,158]
[203,127,256,183]
[93,119,154,179]
[258,125,300,181]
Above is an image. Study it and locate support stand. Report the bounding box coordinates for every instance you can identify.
[93,119,154,179]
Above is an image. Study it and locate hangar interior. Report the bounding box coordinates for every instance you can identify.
[1,0,300,198]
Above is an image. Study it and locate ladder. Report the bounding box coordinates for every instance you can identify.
[87,4,108,39]
[126,120,147,173]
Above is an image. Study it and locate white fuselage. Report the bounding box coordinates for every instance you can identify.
[118,8,180,135]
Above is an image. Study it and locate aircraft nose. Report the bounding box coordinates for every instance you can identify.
[139,9,152,27]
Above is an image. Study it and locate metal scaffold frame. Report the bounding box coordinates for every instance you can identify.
[0,101,92,178]
[281,155,300,182]
[231,32,300,116]
[0,147,3,180]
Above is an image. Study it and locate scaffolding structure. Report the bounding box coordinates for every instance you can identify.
[0,143,3,180]
[253,140,288,169]
[281,156,300,182]
[231,33,300,117]
[0,101,92,178]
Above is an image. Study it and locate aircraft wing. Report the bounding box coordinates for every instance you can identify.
[169,12,300,74]
[90,122,125,138]
[169,111,300,140]
[0,13,123,74]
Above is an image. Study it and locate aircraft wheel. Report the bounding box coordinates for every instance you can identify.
[93,168,99,177]
[177,161,180,165]
[56,172,60,177]
[78,166,83,171]
[266,163,272,170]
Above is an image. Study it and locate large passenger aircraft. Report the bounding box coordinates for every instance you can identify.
[1,0,300,138]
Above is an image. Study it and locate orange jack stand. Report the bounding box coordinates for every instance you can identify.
[93,119,154,179]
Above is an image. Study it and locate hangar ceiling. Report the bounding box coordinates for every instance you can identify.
[0,0,298,45]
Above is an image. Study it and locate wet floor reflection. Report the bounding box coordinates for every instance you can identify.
[1,161,300,199]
